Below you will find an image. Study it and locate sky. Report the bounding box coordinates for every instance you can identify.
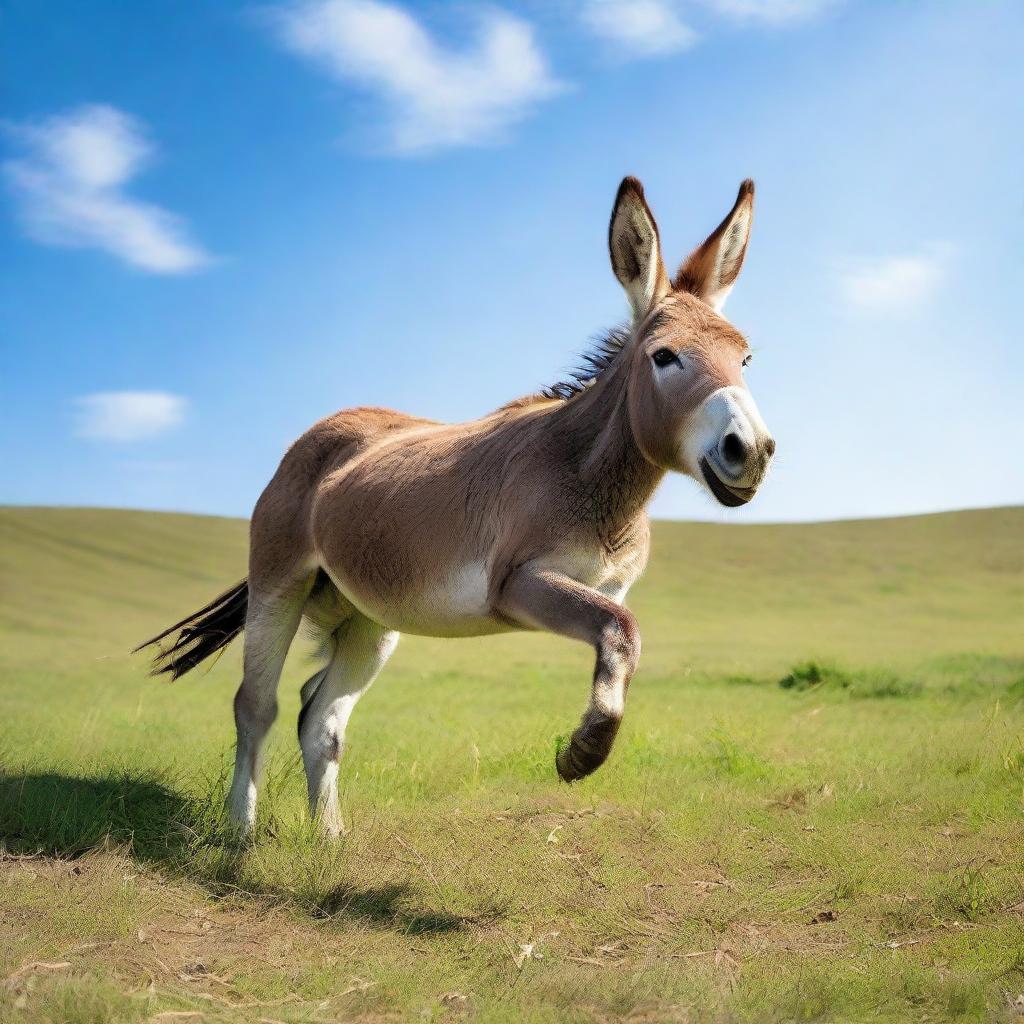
[2,0,1022,524]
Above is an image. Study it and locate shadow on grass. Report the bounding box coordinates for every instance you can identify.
[0,770,468,935]
[315,882,468,934]
[0,770,189,859]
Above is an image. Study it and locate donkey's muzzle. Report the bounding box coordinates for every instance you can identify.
[700,457,755,508]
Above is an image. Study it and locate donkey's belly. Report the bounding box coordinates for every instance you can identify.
[324,559,517,638]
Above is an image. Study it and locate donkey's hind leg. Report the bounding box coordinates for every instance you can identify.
[298,614,398,837]
[227,577,313,833]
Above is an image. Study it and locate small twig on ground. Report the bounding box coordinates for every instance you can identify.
[5,960,71,985]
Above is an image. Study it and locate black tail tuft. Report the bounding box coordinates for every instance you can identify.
[135,579,248,679]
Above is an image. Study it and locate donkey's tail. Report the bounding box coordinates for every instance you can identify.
[135,579,248,679]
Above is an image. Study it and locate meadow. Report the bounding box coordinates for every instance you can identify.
[1,505,1022,1023]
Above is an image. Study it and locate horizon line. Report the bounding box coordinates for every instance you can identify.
[2,501,1020,530]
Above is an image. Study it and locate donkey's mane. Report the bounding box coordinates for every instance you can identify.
[542,325,631,401]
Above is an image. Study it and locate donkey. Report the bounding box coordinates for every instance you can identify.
[139,177,775,836]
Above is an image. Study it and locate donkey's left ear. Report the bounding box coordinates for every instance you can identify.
[674,179,754,312]
[609,177,671,322]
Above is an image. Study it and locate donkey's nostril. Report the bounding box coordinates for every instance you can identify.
[764,437,776,458]
[721,432,746,466]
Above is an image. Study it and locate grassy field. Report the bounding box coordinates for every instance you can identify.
[1,504,1022,1023]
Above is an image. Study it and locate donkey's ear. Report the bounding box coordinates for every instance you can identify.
[674,179,754,312]
[609,177,671,322]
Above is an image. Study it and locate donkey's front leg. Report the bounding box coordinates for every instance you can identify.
[498,568,641,782]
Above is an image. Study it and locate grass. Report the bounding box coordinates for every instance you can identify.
[776,662,924,699]
[0,504,1022,1022]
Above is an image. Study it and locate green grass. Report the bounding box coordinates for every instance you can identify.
[1,505,1023,1022]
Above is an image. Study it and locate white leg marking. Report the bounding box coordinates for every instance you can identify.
[299,617,398,837]
[227,590,307,833]
[593,674,626,718]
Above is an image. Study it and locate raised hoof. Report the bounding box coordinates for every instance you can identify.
[556,742,592,784]
[557,716,621,783]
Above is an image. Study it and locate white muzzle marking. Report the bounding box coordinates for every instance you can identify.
[681,385,772,493]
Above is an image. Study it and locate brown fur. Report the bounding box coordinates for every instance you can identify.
[674,179,754,303]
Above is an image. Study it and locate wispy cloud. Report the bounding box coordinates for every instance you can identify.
[74,391,188,442]
[269,0,564,154]
[579,0,838,59]
[696,0,839,23]
[580,0,698,57]
[837,243,954,314]
[3,105,209,273]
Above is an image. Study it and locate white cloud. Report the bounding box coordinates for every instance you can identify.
[3,105,209,273]
[580,0,698,57]
[74,391,188,442]
[696,0,839,23]
[837,243,954,314]
[270,0,564,153]
[579,0,836,60]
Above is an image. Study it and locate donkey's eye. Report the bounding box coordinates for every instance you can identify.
[651,348,678,368]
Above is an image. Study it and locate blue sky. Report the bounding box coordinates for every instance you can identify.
[3,0,1022,523]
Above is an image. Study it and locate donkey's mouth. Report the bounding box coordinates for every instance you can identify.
[700,457,755,508]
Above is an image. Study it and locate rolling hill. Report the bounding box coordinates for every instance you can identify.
[1,504,1020,678]
[1,505,1022,1024]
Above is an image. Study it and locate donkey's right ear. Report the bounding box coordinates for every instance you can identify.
[609,177,671,323]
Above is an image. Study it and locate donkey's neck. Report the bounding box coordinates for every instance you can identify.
[545,357,664,536]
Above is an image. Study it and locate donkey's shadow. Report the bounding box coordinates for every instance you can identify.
[0,770,467,935]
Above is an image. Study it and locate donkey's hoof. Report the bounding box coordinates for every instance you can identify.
[318,820,346,841]
[556,743,586,783]
[224,817,257,847]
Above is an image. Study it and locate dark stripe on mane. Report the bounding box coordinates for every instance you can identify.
[542,325,631,401]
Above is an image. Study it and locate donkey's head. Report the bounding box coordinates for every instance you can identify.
[609,177,774,507]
